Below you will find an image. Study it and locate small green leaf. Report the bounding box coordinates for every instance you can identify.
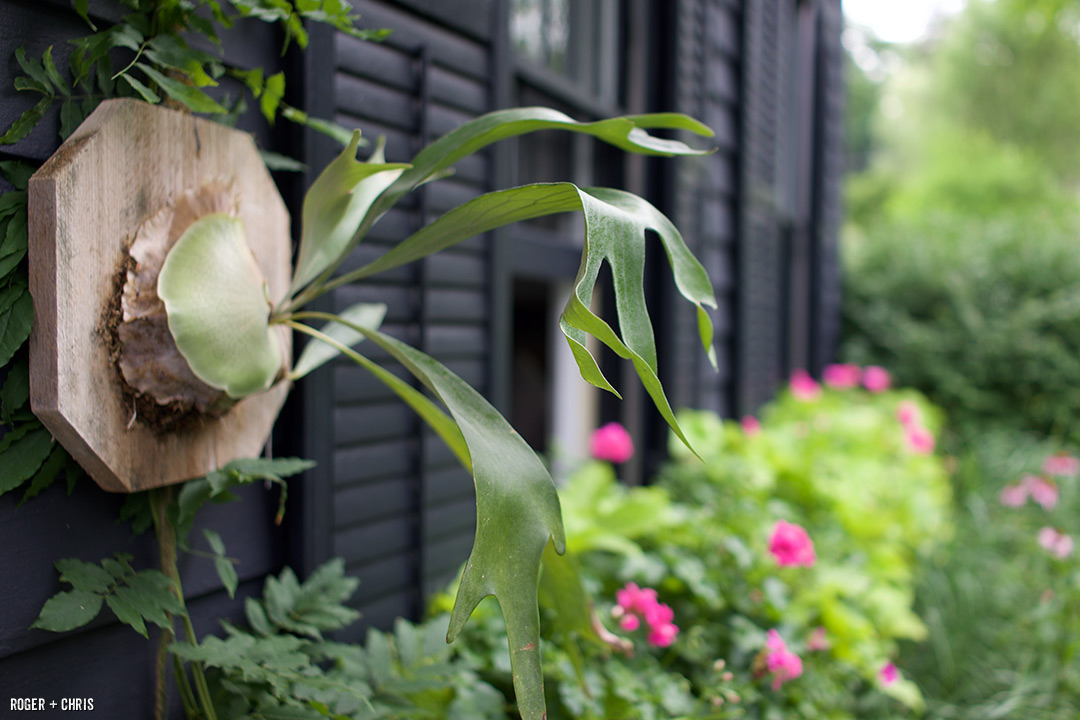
[290,302,386,380]
[72,0,96,29]
[279,105,357,148]
[0,164,33,190]
[58,98,84,139]
[1,357,29,424]
[205,530,239,598]
[32,590,103,632]
[20,445,68,505]
[158,213,282,398]
[136,63,227,114]
[288,133,409,295]
[120,73,161,104]
[42,47,70,95]
[55,558,113,594]
[123,570,184,626]
[260,71,285,124]
[0,210,29,278]
[101,554,134,579]
[0,96,53,145]
[246,596,273,636]
[260,149,307,172]
[0,426,53,496]
[0,283,34,366]
[106,589,149,637]
[15,47,54,93]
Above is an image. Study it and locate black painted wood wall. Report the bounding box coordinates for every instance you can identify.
[0,0,843,713]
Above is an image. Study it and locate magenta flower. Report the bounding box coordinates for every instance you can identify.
[904,424,935,454]
[862,365,891,393]
[1038,527,1074,559]
[1025,475,1059,510]
[999,482,1029,508]
[613,582,680,647]
[789,369,821,401]
[765,630,803,690]
[880,662,899,685]
[807,626,829,652]
[741,415,762,436]
[768,520,816,567]
[589,422,634,463]
[896,400,922,428]
[822,363,861,389]
[1042,453,1080,477]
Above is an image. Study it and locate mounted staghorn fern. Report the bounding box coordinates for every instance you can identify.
[156,107,717,720]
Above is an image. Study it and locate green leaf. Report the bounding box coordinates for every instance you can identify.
[42,47,70,95]
[101,554,134,579]
[105,589,148,637]
[0,96,53,145]
[290,302,386,380]
[260,71,285,124]
[144,35,220,87]
[32,590,103,632]
[290,321,471,472]
[260,150,307,172]
[120,73,161,104]
[55,557,114,594]
[58,98,84,139]
[288,132,410,295]
[311,323,564,720]
[0,426,53,496]
[20,445,68,505]
[0,283,32,367]
[135,63,227,114]
[280,105,356,148]
[0,210,29,279]
[157,213,282,398]
[123,570,184,626]
[0,164,34,191]
[73,0,96,29]
[222,457,316,482]
[333,183,716,453]
[15,47,54,93]
[1,357,29,424]
[204,529,239,598]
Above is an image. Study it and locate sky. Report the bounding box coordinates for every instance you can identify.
[843,0,967,43]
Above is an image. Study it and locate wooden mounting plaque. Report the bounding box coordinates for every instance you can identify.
[28,99,292,493]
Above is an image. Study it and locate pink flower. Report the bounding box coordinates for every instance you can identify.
[896,400,922,428]
[999,483,1029,508]
[741,415,762,436]
[822,363,861,389]
[862,366,891,393]
[613,583,680,647]
[904,425,935,454]
[1042,453,1080,477]
[880,662,899,685]
[768,520,816,567]
[1038,527,1074,559]
[647,621,679,648]
[590,422,634,463]
[807,626,829,652]
[765,630,803,690]
[789,369,821,401]
[1025,475,1059,510]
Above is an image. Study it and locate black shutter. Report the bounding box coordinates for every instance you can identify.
[296,0,494,635]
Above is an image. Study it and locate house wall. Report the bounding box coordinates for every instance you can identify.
[0,0,843,713]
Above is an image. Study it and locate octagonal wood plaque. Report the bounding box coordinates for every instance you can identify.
[28,99,292,493]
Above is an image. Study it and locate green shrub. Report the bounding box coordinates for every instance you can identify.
[436,382,953,718]
[842,211,1080,442]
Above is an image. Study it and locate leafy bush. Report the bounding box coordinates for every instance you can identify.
[436,379,953,718]
[898,428,1080,720]
[842,211,1080,443]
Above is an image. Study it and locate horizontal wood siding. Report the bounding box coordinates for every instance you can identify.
[299,0,492,627]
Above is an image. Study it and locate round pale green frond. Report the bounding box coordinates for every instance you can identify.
[158,213,281,398]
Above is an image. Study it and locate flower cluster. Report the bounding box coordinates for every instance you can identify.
[790,364,892,401]
[1000,474,1058,510]
[896,399,935,454]
[768,520,816,567]
[1043,452,1079,477]
[1038,527,1074,559]
[764,630,803,690]
[612,582,679,647]
[589,422,634,463]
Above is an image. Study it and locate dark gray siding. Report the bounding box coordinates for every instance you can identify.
[296,0,492,634]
